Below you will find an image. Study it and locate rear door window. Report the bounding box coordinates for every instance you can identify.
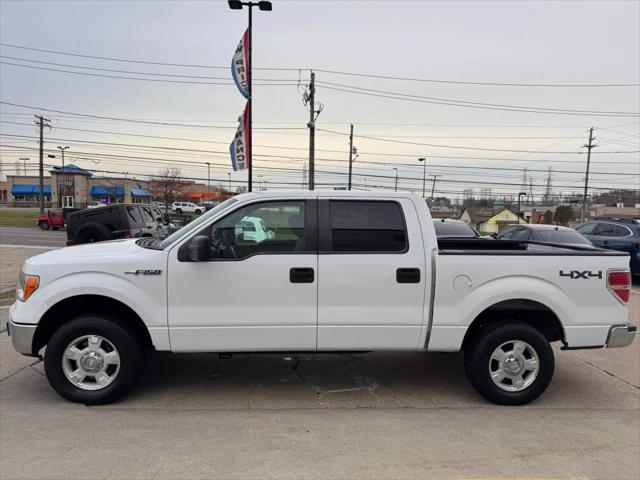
[595,223,630,237]
[329,201,407,252]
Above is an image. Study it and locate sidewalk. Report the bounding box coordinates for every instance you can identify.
[0,245,54,294]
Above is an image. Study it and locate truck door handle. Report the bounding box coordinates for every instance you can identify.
[290,267,314,283]
[396,268,420,283]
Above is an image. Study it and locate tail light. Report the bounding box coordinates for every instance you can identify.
[607,270,631,304]
[121,229,133,238]
[66,240,75,246]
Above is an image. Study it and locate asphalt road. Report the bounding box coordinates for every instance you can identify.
[0,227,67,248]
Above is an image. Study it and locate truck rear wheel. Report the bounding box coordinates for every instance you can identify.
[464,322,554,405]
[44,314,145,405]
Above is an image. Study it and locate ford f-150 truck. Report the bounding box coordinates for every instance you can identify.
[7,192,636,405]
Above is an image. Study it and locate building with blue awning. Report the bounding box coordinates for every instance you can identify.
[6,164,152,208]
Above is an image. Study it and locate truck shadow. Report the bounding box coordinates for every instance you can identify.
[123,350,483,409]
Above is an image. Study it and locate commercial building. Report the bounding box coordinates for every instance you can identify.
[6,164,151,208]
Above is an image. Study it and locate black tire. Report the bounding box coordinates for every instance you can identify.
[52,227,60,231]
[44,314,145,405]
[195,209,202,215]
[73,222,112,244]
[39,221,49,230]
[464,322,554,405]
[175,208,183,214]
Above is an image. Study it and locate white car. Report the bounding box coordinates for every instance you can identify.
[7,192,635,405]
[171,202,203,215]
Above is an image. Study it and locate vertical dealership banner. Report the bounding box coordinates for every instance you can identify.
[230,103,251,171]
[231,28,250,99]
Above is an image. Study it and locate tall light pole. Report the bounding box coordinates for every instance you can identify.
[205,162,211,198]
[418,158,426,198]
[392,168,398,192]
[429,174,442,201]
[228,0,272,193]
[57,146,69,207]
[517,192,526,224]
[227,172,232,191]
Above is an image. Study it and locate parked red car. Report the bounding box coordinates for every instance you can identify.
[37,208,79,230]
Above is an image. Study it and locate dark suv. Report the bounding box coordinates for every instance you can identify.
[576,217,640,275]
[66,204,174,245]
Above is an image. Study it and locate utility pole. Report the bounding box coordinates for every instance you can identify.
[307,71,316,190]
[392,167,398,192]
[227,172,232,191]
[418,158,426,198]
[57,146,69,207]
[581,127,596,223]
[20,157,29,176]
[35,115,51,214]
[205,162,211,198]
[348,124,354,191]
[429,174,442,201]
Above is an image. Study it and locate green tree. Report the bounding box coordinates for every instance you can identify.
[543,210,554,224]
[554,205,574,225]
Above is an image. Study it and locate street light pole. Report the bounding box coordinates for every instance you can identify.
[392,168,398,192]
[418,158,426,198]
[57,146,69,207]
[227,172,232,191]
[228,0,272,193]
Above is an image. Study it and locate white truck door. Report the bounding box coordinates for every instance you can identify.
[166,199,318,352]
[317,198,428,350]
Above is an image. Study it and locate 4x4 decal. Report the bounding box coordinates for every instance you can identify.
[559,270,602,279]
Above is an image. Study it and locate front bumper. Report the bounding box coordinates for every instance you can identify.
[606,323,637,348]
[7,316,37,357]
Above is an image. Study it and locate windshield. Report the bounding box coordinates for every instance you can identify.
[157,197,238,249]
[434,221,479,238]
[535,229,591,244]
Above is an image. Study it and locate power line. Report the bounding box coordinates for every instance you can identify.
[316,80,640,116]
[317,128,639,154]
[318,85,640,117]
[0,55,303,82]
[2,43,637,87]
[0,61,301,86]
[0,101,306,129]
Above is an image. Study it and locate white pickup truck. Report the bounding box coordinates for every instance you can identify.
[8,192,636,405]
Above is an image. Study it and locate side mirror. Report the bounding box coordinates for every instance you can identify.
[490,233,498,239]
[186,235,210,262]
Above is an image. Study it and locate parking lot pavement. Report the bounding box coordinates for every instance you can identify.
[1,294,638,479]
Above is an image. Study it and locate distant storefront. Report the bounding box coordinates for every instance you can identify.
[6,164,151,208]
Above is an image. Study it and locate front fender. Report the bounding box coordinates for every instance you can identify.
[12,271,166,330]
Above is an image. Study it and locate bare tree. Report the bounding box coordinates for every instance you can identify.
[150,167,186,213]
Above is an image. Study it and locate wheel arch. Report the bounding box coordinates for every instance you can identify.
[461,298,566,351]
[32,294,154,355]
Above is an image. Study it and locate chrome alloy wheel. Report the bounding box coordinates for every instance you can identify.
[61,335,120,391]
[489,340,540,392]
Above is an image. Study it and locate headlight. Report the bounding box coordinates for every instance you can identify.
[16,271,39,302]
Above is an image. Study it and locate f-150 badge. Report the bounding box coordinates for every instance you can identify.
[559,270,602,279]
[125,269,162,276]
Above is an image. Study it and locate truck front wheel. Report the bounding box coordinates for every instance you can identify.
[39,221,49,230]
[44,314,145,405]
[464,322,554,405]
